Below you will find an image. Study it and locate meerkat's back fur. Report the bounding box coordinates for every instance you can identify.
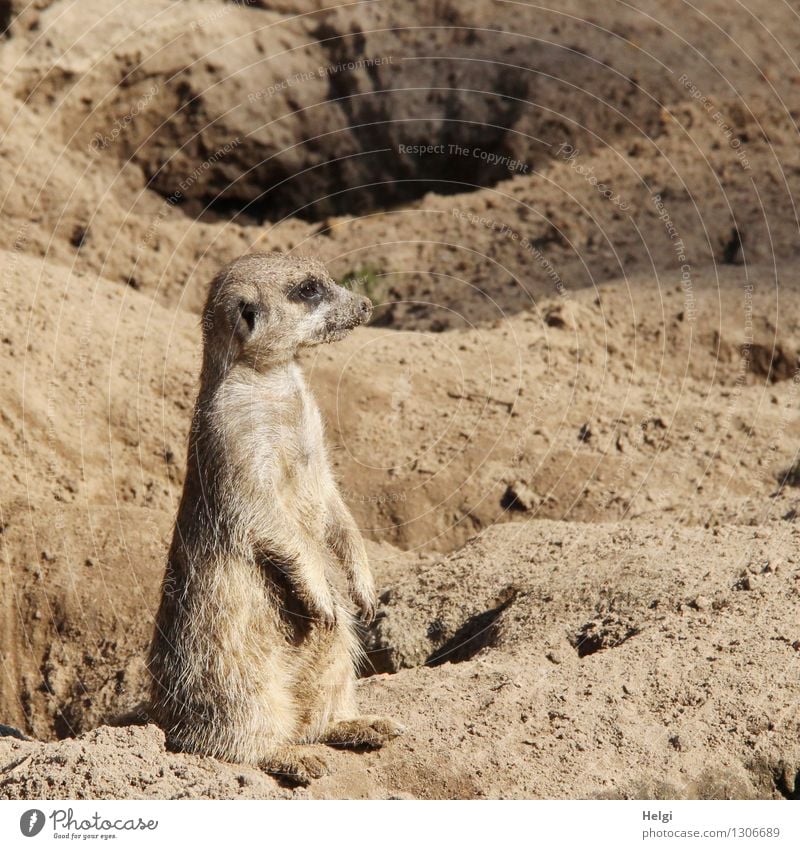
[147,253,402,782]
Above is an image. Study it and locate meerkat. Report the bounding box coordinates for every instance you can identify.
[147,252,403,784]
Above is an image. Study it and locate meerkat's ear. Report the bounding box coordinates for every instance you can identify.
[229,300,265,340]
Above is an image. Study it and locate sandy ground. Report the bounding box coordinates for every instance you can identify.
[1,0,800,799]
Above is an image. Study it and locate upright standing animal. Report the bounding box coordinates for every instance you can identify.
[147,253,403,784]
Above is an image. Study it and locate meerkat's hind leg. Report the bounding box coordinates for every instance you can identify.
[320,715,405,750]
[261,744,330,786]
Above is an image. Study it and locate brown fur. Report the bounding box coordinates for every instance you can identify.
[147,253,402,784]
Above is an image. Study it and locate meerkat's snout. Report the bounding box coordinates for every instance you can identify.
[317,282,373,344]
[339,289,373,328]
[358,295,373,322]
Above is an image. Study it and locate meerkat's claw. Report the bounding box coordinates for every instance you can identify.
[350,582,378,624]
[261,745,330,786]
[320,716,405,749]
[355,593,377,624]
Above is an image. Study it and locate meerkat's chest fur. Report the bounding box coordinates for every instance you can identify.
[211,361,334,540]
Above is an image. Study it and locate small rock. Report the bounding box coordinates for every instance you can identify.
[669,733,691,752]
[546,650,563,665]
[502,480,539,512]
[544,311,565,328]
[692,596,711,611]
[70,225,88,248]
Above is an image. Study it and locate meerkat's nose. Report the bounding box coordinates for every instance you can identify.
[357,296,373,322]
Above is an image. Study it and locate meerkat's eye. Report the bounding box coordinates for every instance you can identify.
[290,279,324,304]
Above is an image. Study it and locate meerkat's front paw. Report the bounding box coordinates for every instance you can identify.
[300,588,338,627]
[350,579,378,624]
[320,716,405,749]
[261,744,330,786]
[315,601,338,628]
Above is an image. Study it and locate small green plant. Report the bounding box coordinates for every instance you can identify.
[336,265,385,300]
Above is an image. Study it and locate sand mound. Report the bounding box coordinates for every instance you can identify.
[3,521,799,799]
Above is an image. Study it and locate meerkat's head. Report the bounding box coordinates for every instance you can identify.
[202,252,373,371]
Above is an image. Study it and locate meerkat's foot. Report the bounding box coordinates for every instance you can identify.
[261,744,330,786]
[320,716,405,750]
